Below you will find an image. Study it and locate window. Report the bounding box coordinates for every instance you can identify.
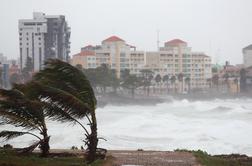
[120,52,126,57]
[24,23,35,26]
[26,47,29,57]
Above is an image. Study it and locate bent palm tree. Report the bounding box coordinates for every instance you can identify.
[0,87,50,157]
[31,59,99,163]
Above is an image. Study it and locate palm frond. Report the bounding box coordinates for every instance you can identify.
[34,59,96,110]
[0,88,45,129]
[16,140,41,154]
[24,81,92,119]
[0,130,30,141]
[0,111,41,131]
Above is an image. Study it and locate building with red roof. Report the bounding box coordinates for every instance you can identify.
[71,36,212,92]
[102,35,125,43]
[165,39,187,47]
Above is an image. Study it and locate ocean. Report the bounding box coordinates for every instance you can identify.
[1,98,252,155]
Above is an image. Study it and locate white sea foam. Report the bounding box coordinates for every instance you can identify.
[1,98,252,155]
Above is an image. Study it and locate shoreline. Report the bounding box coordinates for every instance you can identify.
[97,92,252,107]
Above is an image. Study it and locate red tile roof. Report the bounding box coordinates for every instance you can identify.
[74,50,95,56]
[102,35,125,42]
[165,39,187,45]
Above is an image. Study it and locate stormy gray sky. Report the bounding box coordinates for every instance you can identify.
[0,0,251,65]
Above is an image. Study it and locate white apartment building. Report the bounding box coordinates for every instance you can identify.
[71,36,212,91]
[243,44,252,67]
[19,12,70,71]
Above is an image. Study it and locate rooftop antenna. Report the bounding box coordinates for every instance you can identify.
[157,29,160,51]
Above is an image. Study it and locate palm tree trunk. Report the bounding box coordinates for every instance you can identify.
[131,88,135,98]
[86,111,98,163]
[40,129,50,157]
[166,82,169,94]
[147,86,150,96]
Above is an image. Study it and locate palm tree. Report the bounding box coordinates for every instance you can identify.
[110,69,120,94]
[233,77,239,93]
[223,73,230,92]
[240,68,247,93]
[0,87,50,157]
[31,59,99,163]
[177,73,184,93]
[140,69,153,96]
[170,75,176,93]
[162,75,169,94]
[95,64,110,93]
[185,77,191,93]
[121,74,141,98]
[120,69,130,81]
[212,74,219,91]
[155,74,162,93]
[206,78,212,89]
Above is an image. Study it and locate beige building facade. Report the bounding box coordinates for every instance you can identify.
[71,36,212,92]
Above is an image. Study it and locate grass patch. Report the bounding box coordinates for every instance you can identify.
[0,149,104,166]
[175,149,252,166]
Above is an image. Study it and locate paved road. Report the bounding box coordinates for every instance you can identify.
[108,150,200,166]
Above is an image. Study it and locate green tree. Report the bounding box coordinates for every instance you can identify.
[0,86,50,157]
[223,73,230,92]
[240,68,247,93]
[170,75,176,93]
[212,74,219,90]
[178,73,184,93]
[185,77,191,93]
[83,68,98,90]
[140,69,154,96]
[234,77,239,93]
[155,74,162,93]
[95,64,111,93]
[162,74,169,94]
[207,78,212,89]
[32,59,99,163]
[109,69,120,94]
[122,74,141,98]
[120,69,130,81]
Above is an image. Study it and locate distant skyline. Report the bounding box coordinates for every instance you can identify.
[0,0,252,65]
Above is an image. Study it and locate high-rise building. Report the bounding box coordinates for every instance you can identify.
[71,36,212,91]
[243,44,252,67]
[0,53,8,64]
[19,12,71,71]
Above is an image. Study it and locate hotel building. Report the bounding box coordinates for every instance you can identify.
[72,36,212,91]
